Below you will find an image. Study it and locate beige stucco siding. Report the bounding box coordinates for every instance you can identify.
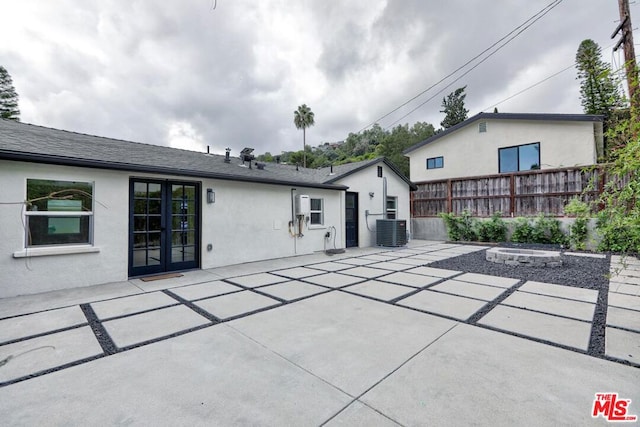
[409,120,597,182]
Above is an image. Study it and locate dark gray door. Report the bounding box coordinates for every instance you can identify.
[345,192,358,248]
[129,179,200,277]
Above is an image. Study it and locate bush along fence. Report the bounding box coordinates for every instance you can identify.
[440,211,587,249]
[411,166,604,218]
[413,163,640,254]
[438,210,592,250]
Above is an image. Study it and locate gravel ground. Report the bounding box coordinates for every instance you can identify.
[429,244,610,289]
[429,244,612,359]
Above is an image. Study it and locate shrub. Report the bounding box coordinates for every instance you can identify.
[564,198,590,250]
[439,210,477,241]
[595,117,640,254]
[510,217,534,243]
[439,212,460,241]
[442,211,568,246]
[509,215,568,245]
[476,212,507,242]
[596,212,640,253]
[532,214,568,245]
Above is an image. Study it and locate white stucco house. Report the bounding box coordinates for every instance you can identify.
[319,160,415,249]
[403,113,604,182]
[0,119,413,298]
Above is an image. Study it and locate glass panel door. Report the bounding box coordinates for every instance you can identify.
[169,183,198,270]
[129,179,200,277]
[131,180,165,275]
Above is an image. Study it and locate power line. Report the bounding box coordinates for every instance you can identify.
[482,63,575,112]
[479,41,627,114]
[382,0,564,129]
[356,0,564,133]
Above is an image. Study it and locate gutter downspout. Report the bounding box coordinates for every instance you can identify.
[291,188,297,254]
[383,177,387,219]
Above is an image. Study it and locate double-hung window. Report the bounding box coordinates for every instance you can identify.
[25,179,94,246]
[386,196,397,219]
[498,142,540,173]
[310,198,324,225]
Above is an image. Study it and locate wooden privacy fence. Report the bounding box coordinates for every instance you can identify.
[411,166,604,217]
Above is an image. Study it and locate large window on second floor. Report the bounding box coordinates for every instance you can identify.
[499,142,540,173]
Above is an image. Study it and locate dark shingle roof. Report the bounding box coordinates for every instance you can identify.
[403,112,604,155]
[0,119,348,190]
[313,157,416,190]
[0,119,416,190]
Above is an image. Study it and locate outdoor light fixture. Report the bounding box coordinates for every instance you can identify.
[207,188,215,204]
[369,192,375,198]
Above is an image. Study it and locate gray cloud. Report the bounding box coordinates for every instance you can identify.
[0,0,628,156]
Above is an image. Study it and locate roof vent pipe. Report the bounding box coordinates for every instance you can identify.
[224,148,231,163]
[330,164,334,175]
[207,145,210,154]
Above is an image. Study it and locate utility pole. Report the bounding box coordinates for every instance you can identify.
[612,0,639,119]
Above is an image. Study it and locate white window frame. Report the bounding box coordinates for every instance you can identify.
[386,196,397,219]
[24,179,94,248]
[310,198,324,226]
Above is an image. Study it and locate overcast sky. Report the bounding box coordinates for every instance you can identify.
[0,0,631,156]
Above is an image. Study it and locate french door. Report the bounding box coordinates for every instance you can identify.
[129,179,200,277]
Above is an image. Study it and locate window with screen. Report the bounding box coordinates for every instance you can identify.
[25,179,93,246]
[310,198,324,225]
[386,196,397,219]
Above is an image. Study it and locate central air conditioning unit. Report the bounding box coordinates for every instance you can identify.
[376,219,407,247]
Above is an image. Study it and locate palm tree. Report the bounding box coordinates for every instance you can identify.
[293,104,315,168]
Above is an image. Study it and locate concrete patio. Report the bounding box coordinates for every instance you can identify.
[0,240,638,425]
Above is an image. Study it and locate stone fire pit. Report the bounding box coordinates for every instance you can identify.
[486,247,563,267]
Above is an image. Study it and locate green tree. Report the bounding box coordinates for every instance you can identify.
[440,86,468,129]
[257,119,434,176]
[378,122,436,177]
[257,152,274,162]
[0,66,20,121]
[339,124,387,161]
[410,121,436,142]
[293,104,315,168]
[575,39,624,119]
[595,118,640,253]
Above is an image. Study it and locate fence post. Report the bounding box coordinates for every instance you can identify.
[410,190,414,217]
[597,166,606,212]
[509,174,515,216]
[446,179,452,213]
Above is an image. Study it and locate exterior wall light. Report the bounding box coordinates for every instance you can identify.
[207,188,215,204]
[369,192,375,198]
